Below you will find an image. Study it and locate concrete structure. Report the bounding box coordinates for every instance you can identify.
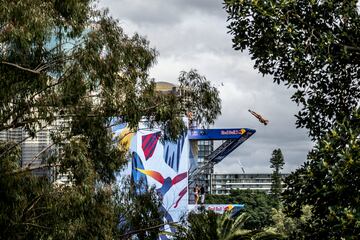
[210,173,290,194]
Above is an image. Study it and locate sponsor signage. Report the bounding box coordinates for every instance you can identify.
[188,128,256,140]
[188,204,245,214]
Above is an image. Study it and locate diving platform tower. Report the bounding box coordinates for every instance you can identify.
[113,81,256,238]
[187,127,256,198]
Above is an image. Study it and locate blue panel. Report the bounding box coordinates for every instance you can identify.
[188,128,256,165]
[131,152,147,193]
[188,128,256,140]
[163,132,186,172]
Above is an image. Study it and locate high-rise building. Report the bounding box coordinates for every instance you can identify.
[0,119,68,178]
[1,128,47,166]
[1,127,51,176]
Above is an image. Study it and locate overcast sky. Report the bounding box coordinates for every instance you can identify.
[98,0,313,174]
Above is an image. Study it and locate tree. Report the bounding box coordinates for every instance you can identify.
[282,108,360,239]
[115,181,164,240]
[224,0,360,139]
[0,0,221,238]
[175,210,282,240]
[0,146,166,239]
[270,148,285,207]
[224,1,360,238]
[269,205,312,239]
[0,142,120,239]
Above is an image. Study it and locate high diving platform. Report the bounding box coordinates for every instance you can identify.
[188,128,256,183]
[114,123,256,238]
[189,128,256,163]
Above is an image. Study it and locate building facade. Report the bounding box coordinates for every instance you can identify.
[0,119,67,178]
[210,173,289,195]
[0,128,51,167]
[195,140,214,192]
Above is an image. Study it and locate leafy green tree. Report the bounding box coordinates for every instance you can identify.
[115,179,164,240]
[207,189,276,230]
[224,1,360,238]
[270,149,285,207]
[175,210,218,240]
[269,205,312,239]
[0,146,166,239]
[0,0,221,239]
[0,141,119,239]
[282,108,360,239]
[175,210,282,240]
[224,0,360,139]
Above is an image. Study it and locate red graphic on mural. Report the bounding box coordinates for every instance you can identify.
[142,132,160,160]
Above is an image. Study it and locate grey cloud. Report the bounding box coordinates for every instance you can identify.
[98,0,182,24]
[99,0,313,173]
[99,0,225,25]
[99,0,232,58]
[215,138,311,174]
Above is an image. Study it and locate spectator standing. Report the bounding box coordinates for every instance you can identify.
[200,185,205,204]
[194,184,200,204]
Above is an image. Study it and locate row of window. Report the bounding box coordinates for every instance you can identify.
[213,179,274,183]
[212,174,289,179]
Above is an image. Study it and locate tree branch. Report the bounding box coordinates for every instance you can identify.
[0,124,49,159]
[30,66,73,99]
[119,222,178,239]
[17,222,51,229]
[1,61,40,74]
[25,143,55,168]
[7,163,61,175]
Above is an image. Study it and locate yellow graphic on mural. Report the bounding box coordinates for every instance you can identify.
[117,128,134,151]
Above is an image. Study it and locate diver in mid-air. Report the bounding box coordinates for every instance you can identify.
[248,109,269,126]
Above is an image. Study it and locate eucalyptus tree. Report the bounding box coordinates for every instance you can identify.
[0,0,221,238]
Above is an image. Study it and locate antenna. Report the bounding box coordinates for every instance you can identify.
[237,159,245,174]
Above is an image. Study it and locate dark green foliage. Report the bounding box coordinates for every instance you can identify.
[176,210,219,240]
[0,141,118,239]
[116,182,163,240]
[224,0,360,139]
[207,190,277,230]
[270,149,285,207]
[175,210,282,240]
[224,1,360,238]
[0,145,165,239]
[178,70,221,127]
[283,108,360,239]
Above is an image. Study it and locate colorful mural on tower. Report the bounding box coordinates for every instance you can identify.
[113,122,189,237]
[113,118,256,239]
